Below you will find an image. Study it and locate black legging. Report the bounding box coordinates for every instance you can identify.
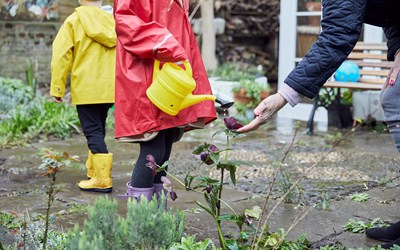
[76,103,113,154]
[130,128,180,188]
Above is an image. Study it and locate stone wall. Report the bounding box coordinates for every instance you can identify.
[0,21,60,87]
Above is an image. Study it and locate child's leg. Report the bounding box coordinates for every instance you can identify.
[130,130,167,188]
[154,127,180,183]
[76,103,113,153]
[152,128,181,206]
[77,104,113,193]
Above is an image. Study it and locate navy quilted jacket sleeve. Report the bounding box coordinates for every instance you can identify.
[284,0,368,99]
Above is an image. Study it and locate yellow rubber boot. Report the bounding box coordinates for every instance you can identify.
[79,153,113,193]
[86,150,94,179]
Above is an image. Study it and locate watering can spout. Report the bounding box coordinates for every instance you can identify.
[180,94,216,110]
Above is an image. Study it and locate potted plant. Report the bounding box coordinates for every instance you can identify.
[232,79,270,106]
[319,88,353,128]
[232,79,271,121]
[209,63,266,103]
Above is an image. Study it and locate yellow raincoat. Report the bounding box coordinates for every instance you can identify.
[50,6,116,105]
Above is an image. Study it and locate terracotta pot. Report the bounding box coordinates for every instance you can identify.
[233,89,252,104]
[233,89,270,104]
[261,90,270,99]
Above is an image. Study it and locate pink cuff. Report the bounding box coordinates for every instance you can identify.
[278,84,304,107]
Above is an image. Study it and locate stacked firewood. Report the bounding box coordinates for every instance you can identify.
[215,0,279,36]
[216,0,279,82]
[189,0,279,82]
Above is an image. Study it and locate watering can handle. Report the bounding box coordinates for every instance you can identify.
[153,59,161,82]
[182,60,193,78]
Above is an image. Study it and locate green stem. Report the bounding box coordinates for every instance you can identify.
[165,171,236,215]
[165,170,237,215]
[217,168,224,217]
[214,214,227,249]
[23,213,27,250]
[217,135,230,217]
[165,171,186,188]
[225,136,230,162]
[42,173,56,250]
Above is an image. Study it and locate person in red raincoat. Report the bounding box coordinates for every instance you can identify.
[114,0,217,201]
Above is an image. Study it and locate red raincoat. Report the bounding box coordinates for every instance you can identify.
[114,0,217,139]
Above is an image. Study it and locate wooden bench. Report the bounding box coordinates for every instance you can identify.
[306,42,393,134]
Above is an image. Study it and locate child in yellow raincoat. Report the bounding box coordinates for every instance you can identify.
[50,0,116,193]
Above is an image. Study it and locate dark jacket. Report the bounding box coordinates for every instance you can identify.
[285,0,400,99]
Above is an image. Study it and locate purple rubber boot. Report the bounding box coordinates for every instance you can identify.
[153,183,168,209]
[118,182,154,202]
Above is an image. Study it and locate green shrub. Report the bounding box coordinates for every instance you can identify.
[169,236,217,250]
[65,196,186,250]
[0,76,35,114]
[209,63,260,81]
[0,98,80,146]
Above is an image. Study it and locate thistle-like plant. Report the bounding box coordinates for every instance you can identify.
[192,117,264,248]
[38,148,79,250]
[148,117,261,249]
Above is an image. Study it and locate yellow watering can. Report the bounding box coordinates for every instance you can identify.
[146,60,216,116]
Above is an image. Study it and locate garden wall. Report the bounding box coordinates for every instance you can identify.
[0,21,60,86]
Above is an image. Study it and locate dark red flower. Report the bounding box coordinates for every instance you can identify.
[205,185,211,194]
[170,190,178,201]
[223,117,243,130]
[161,176,178,201]
[200,152,214,165]
[208,144,219,152]
[146,154,157,176]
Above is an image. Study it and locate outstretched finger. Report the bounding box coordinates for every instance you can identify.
[235,116,264,133]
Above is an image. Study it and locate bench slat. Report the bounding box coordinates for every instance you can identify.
[323,81,383,90]
[354,42,388,51]
[359,69,389,77]
[359,77,386,84]
[348,52,387,60]
[354,61,393,68]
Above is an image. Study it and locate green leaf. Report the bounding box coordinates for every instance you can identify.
[195,201,213,216]
[218,214,238,223]
[226,239,239,250]
[245,206,262,220]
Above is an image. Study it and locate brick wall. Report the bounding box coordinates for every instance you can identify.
[0,21,61,87]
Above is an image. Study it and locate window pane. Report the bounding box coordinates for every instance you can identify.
[296,16,321,58]
[298,0,322,12]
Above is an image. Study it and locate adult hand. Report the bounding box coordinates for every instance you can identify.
[53,96,63,103]
[387,50,400,87]
[235,93,287,133]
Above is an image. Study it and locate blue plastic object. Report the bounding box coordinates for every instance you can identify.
[334,61,360,82]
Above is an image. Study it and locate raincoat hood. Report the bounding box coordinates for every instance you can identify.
[75,6,116,48]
